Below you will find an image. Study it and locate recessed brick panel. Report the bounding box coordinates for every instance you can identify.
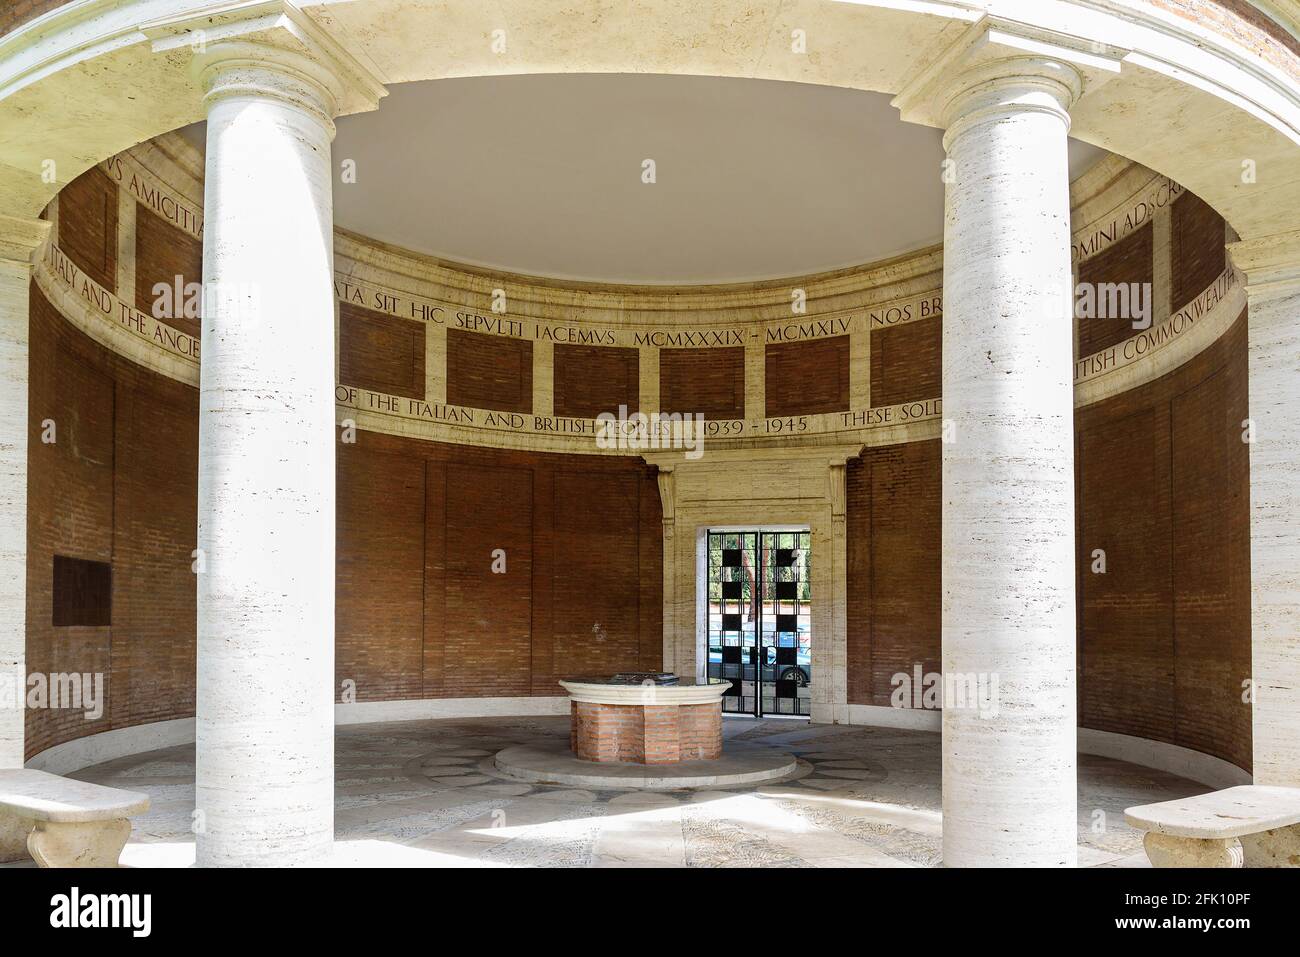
[552,343,639,418]
[339,302,426,400]
[765,335,849,417]
[659,346,744,419]
[336,450,426,701]
[446,328,532,412]
[845,440,941,706]
[58,167,117,293]
[134,203,203,339]
[1077,222,1154,357]
[1172,192,1226,311]
[870,315,940,407]
[443,463,534,696]
[1077,409,1175,742]
[552,471,642,676]
[1170,364,1251,767]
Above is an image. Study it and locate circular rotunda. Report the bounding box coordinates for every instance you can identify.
[0,0,1298,872]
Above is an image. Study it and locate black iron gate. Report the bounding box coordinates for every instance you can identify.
[706,529,811,717]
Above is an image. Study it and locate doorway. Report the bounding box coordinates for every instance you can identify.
[705,528,812,717]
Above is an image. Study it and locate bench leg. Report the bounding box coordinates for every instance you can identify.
[1143,832,1243,868]
[1240,823,1300,868]
[0,811,34,863]
[27,818,131,868]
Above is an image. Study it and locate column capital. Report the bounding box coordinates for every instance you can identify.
[892,15,1123,135]
[1228,229,1300,299]
[936,57,1083,147]
[145,0,387,130]
[0,214,50,267]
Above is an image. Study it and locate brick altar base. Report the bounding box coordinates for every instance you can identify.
[570,701,722,764]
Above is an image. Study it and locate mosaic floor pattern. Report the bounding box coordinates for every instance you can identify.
[21,717,1209,867]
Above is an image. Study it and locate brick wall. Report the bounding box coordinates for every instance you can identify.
[1077,222,1154,357]
[659,346,744,419]
[765,335,849,416]
[336,430,663,703]
[1155,2,1300,73]
[1076,312,1252,770]
[26,284,198,759]
[552,343,639,418]
[570,700,721,763]
[870,316,940,407]
[338,302,425,400]
[846,440,942,706]
[26,292,662,757]
[446,328,532,412]
[135,204,203,339]
[1172,192,1227,310]
[57,167,117,294]
[0,0,70,38]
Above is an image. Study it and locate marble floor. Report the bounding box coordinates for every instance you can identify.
[41,717,1208,867]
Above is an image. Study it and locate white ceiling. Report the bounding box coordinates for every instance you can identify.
[184,73,1108,285]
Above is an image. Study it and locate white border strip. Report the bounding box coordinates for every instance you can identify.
[1077,727,1252,790]
[26,717,195,775]
[844,707,1251,789]
[334,695,568,725]
[846,703,942,731]
[24,702,1254,789]
[24,698,573,773]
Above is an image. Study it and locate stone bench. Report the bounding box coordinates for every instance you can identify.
[0,769,149,867]
[1125,785,1300,868]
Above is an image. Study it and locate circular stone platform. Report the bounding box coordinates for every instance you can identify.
[493,740,803,790]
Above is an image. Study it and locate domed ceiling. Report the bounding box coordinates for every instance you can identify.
[185,73,1107,284]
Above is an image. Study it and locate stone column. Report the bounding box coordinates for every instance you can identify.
[1228,230,1300,786]
[194,43,347,867]
[938,58,1082,867]
[0,215,49,769]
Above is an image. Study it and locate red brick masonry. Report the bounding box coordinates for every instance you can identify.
[570,701,722,764]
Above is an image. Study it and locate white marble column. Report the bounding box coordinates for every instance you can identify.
[1228,231,1300,787]
[194,45,346,867]
[0,215,49,769]
[938,58,1082,867]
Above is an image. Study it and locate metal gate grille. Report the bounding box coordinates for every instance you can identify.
[706,529,811,717]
